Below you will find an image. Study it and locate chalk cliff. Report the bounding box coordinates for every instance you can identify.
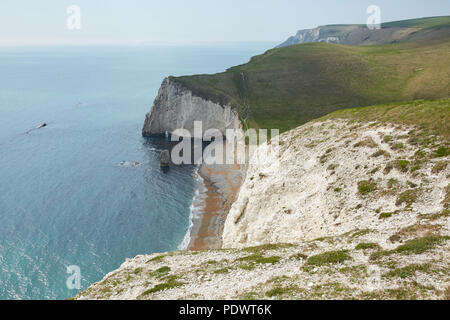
[142,78,240,137]
[222,117,449,248]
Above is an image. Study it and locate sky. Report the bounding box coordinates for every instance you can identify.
[0,0,449,46]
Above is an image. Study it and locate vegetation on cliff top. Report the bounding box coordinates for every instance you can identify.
[323,98,450,142]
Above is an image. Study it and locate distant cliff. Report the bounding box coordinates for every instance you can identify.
[142,77,240,137]
[277,16,450,48]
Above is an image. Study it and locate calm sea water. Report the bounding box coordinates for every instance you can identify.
[0,43,275,299]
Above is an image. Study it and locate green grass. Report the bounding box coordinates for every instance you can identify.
[383,264,432,279]
[396,189,420,207]
[395,160,410,173]
[382,16,450,29]
[242,243,294,253]
[419,209,450,221]
[324,99,450,142]
[434,146,450,157]
[213,267,230,274]
[355,242,380,250]
[306,250,351,266]
[394,235,449,255]
[265,285,301,297]
[146,255,166,263]
[237,254,281,264]
[379,211,400,219]
[151,266,170,278]
[358,180,377,195]
[371,235,449,260]
[171,33,450,133]
[141,276,183,296]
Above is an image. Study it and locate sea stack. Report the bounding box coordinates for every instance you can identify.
[160,150,170,167]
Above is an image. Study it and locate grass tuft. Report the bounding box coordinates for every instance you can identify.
[306,250,351,266]
[358,180,377,195]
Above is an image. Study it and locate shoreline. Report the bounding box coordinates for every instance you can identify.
[187,162,243,251]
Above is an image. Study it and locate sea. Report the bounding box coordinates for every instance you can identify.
[0,42,275,299]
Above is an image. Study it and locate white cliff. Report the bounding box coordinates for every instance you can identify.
[223,119,449,248]
[142,78,240,137]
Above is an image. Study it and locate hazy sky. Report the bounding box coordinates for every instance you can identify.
[0,0,449,45]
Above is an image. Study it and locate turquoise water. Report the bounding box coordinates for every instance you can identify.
[0,43,275,299]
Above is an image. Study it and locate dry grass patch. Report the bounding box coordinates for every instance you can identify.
[389,223,441,242]
[354,137,377,148]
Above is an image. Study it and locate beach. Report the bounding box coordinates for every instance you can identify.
[188,162,244,250]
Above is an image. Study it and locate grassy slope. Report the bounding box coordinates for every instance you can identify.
[172,31,449,133]
[313,16,450,31]
[323,98,450,142]
[382,16,450,28]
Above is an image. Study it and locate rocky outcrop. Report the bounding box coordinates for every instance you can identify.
[160,150,170,167]
[142,78,241,137]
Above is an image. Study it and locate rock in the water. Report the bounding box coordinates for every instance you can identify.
[160,150,170,167]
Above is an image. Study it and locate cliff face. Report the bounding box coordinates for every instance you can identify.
[222,118,449,248]
[142,78,240,137]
